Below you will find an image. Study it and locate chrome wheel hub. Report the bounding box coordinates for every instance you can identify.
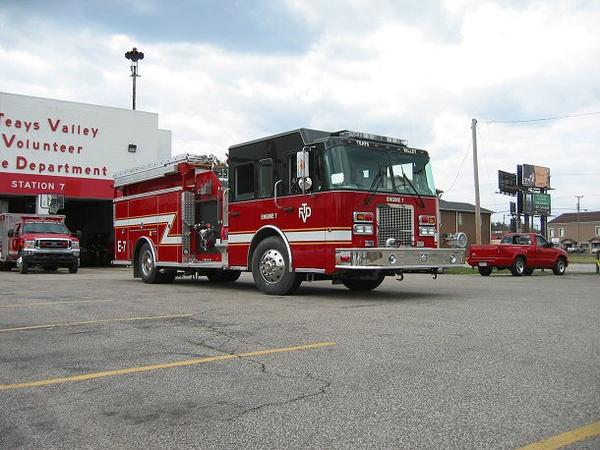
[259,249,285,284]
[141,250,154,276]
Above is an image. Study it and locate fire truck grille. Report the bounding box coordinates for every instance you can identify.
[38,239,70,249]
[378,205,413,247]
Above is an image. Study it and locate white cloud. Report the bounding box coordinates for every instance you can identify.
[1,1,599,214]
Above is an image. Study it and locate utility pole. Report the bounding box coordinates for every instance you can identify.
[576,195,583,244]
[471,118,482,245]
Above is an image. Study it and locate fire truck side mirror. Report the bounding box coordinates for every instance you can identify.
[298,177,312,191]
[297,147,312,193]
[7,229,14,238]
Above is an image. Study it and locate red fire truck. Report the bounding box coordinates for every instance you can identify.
[113,129,466,294]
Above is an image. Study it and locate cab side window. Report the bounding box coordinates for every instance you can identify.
[234,163,255,201]
[258,158,273,199]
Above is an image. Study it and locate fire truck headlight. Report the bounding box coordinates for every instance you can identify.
[71,241,80,250]
[419,226,436,236]
[24,240,36,249]
[353,223,373,235]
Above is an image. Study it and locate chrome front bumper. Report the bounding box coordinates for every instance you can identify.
[335,247,465,270]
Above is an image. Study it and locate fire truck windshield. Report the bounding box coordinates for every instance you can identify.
[22,222,70,234]
[323,145,436,196]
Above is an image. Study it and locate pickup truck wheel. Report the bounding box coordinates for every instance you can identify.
[252,237,301,295]
[552,257,566,275]
[138,243,162,284]
[68,262,79,274]
[510,257,526,276]
[341,275,385,291]
[18,257,28,274]
[478,266,492,276]
[207,269,241,282]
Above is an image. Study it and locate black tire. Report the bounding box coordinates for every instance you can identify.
[19,258,28,274]
[341,274,385,291]
[68,261,79,274]
[478,266,493,276]
[552,257,566,275]
[138,243,162,284]
[0,262,13,271]
[524,268,534,276]
[206,269,241,282]
[251,237,301,295]
[510,257,526,276]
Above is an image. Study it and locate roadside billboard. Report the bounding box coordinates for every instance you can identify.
[524,192,551,215]
[521,164,550,188]
[498,170,518,194]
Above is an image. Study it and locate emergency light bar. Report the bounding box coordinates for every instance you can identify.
[335,130,407,146]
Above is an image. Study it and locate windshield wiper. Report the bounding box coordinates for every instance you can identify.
[399,167,425,208]
[364,166,384,205]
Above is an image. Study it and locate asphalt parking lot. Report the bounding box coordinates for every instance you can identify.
[1,267,598,449]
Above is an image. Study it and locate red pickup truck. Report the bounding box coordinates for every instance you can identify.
[467,233,568,276]
[0,213,80,274]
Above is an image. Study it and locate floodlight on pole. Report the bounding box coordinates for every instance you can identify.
[125,47,144,110]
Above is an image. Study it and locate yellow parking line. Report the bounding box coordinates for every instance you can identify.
[0,314,192,333]
[0,300,114,308]
[518,420,600,449]
[0,341,335,390]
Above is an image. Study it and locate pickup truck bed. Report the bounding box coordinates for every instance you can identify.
[467,233,568,276]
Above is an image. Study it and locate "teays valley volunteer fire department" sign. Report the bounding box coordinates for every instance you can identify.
[0,92,171,199]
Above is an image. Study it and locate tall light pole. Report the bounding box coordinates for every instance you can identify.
[576,195,583,244]
[125,47,144,110]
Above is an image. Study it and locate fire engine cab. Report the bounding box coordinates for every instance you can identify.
[113,129,466,294]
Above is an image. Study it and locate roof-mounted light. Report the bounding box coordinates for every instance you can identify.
[335,130,407,146]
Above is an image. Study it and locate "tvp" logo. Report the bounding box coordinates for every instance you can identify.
[298,203,312,223]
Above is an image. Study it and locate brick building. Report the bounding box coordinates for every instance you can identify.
[547,211,600,253]
[439,200,493,247]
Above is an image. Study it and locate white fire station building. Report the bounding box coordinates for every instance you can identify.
[0,92,171,264]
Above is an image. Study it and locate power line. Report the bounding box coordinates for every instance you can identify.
[475,122,498,214]
[482,110,600,124]
[443,139,471,194]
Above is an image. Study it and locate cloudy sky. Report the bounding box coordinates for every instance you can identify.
[2,0,599,218]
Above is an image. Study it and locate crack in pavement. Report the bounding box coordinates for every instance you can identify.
[228,359,331,421]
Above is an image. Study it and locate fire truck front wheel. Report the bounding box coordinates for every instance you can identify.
[252,237,301,295]
[340,273,385,291]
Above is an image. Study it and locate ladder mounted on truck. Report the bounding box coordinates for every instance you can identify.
[113,153,223,187]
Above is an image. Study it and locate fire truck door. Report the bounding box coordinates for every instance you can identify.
[285,149,326,270]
